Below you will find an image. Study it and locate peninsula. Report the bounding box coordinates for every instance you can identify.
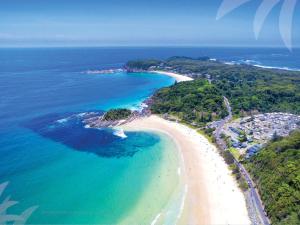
[83,56,300,225]
[123,71,250,224]
[122,56,300,225]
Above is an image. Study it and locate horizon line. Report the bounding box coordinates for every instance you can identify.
[0,45,299,49]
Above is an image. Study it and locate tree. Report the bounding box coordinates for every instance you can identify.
[245,131,300,225]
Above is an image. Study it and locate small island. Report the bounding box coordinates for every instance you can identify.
[83,108,133,128]
[103,108,132,121]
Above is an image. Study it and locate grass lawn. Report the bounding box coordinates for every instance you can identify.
[229,147,241,161]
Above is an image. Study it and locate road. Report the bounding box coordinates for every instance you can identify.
[214,97,270,225]
[214,97,232,149]
[237,161,270,225]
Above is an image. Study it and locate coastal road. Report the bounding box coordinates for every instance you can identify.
[214,97,270,225]
[237,161,270,225]
[214,97,232,149]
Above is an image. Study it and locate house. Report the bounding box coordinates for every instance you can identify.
[232,141,240,148]
[246,144,262,156]
[240,143,248,148]
[229,127,242,135]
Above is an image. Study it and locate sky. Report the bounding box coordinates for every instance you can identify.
[0,0,299,47]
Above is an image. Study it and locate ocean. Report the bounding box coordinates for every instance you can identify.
[0,47,299,224]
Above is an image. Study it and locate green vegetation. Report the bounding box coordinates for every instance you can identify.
[222,150,248,191]
[150,79,228,127]
[238,132,248,143]
[126,57,300,221]
[203,127,216,138]
[245,131,300,225]
[222,134,232,148]
[126,59,162,70]
[103,109,132,121]
[126,57,300,116]
[229,147,241,160]
[198,129,216,144]
[213,67,300,116]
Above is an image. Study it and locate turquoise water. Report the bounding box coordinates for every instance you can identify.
[0,70,179,224]
[0,49,180,224]
[3,47,298,224]
[1,128,180,224]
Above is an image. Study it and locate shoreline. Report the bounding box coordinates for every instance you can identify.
[121,115,251,224]
[149,70,193,82]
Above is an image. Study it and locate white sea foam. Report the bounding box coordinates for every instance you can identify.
[77,112,87,117]
[164,183,188,225]
[177,184,188,222]
[177,167,181,176]
[129,102,148,112]
[224,61,235,65]
[129,106,139,111]
[242,59,259,64]
[113,129,127,138]
[252,64,300,71]
[150,213,161,225]
[140,103,148,108]
[135,102,149,112]
[84,68,124,74]
[223,59,300,71]
[56,118,69,124]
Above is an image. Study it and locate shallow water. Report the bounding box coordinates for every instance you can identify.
[0,48,180,224]
[1,46,298,224]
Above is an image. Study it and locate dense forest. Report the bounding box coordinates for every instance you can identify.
[126,57,300,116]
[103,109,132,121]
[245,131,300,225]
[150,79,228,126]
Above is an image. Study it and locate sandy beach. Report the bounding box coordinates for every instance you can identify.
[121,115,251,225]
[150,71,193,82]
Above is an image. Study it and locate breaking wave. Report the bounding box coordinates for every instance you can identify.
[222,59,300,71]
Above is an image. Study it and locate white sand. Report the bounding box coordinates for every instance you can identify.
[149,71,193,82]
[121,115,251,225]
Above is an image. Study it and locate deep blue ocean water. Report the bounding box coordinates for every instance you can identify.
[1,47,300,74]
[0,48,180,224]
[0,47,299,224]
